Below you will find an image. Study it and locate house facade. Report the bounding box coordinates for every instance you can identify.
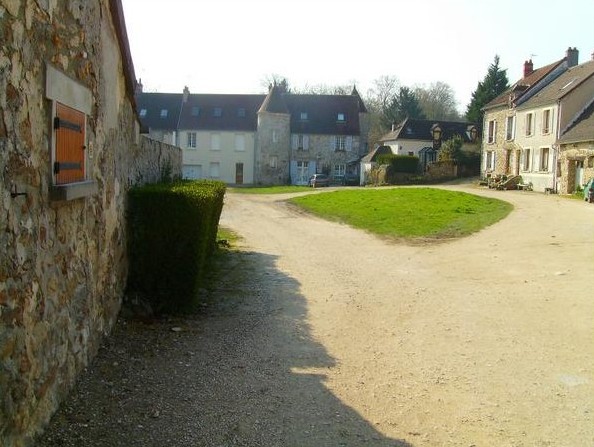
[480,48,579,191]
[137,85,370,185]
[378,118,480,171]
[514,57,594,191]
[0,2,181,446]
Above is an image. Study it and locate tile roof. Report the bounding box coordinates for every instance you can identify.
[361,145,392,163]
[517,60,594,110]
[483,59,565,110]
[559,100,594,144]
[379,118,479,143]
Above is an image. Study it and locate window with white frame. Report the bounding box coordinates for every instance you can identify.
[213,107,222,117]
[337,113,345,122]
[335,135,346,151]
[187,132,197,148]
[505,116,515,141]
[139,109,147,117]
[523,148,531,171]
[542,109,552,134]
[333,164,346,177]
[300,112,308,120]
[539,147,550,171]
[525,113,534,136]
[235,134,245,151]
[209,162,220,178]
[487,120,496,144]
[160,109,168,118]
[272,129,278,143]
[486,150,495,170]
[211,133,220,151]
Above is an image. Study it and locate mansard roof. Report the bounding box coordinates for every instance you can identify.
[178,94,265,131]
[379,118,480,143]
[258,85,289,114]
[136,92,183,131]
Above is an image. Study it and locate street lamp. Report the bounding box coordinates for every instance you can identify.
[470,126,478,142]
[432,125,442,149]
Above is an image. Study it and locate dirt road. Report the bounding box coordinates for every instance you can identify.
[218,185,594,447]
[37,184,594,447]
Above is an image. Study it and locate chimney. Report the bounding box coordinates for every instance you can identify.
[183,85,190,102]
[135,78,143,94]
[591,51,594,61]
[523,59,534,78]
[566,47,579,67]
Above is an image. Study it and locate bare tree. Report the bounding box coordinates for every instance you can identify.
[414,82,461,121]
[364,75,400,114]
[260,74,291,93]
[294,83,353,95]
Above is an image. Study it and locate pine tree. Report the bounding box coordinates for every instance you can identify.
[381,86,426,128]
[466,55,509,125]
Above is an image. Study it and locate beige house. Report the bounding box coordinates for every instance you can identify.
[514,57,594,191]
[481,49,575,187]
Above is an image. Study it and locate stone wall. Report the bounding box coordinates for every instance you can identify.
[0,2,181,446]
[557,143,594,194]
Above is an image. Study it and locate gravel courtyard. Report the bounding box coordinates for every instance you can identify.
[37,184,594,447]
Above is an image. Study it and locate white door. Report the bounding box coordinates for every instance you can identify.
[183,165,202,180]
[575,161,584,189]
[297,161,309,185]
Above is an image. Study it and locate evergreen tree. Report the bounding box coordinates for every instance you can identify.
[381,86,426,128]
[465,55,509,124]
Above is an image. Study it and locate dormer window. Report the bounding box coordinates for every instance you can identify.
[337,113,345,122]
[213,107,222,117]
[139,109,147,117]
[191,106,200,116]
[300,112,308,120]
[160,109,168,118]
[237,108,246,117]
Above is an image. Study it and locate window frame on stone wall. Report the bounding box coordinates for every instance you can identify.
[486,150,495,171]
[334,135,346,151]
[272,129,278,143]
[525,112,534,136]
[522,148,532,171]
[333,163,346,177]
[542,109,552,135]
[46,63,97,201]
[505,116,515,141]
[269,155,278,168]
[487,120,496,144]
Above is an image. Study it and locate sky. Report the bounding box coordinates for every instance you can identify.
[121,0,594,114]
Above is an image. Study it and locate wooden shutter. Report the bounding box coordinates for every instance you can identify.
[346,136,353,151]
[291,134,298,150]
[303,135,309,150]
[54,102,85,184]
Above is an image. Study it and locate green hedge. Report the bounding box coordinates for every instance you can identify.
[126,180,226,314]
[376,154,419,173]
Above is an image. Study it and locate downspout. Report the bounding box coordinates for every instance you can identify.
[552,101,562,192]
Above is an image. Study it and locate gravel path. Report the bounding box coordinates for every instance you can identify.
[36,184,594,447]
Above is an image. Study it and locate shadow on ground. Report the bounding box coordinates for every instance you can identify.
[35,248,412,447]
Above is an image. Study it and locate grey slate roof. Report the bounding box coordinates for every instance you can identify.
[361,145,392,163]
[136,93,183,131]
[559,100,594,144]
[517,60,594,110]
[178,94,265,131]
[136,91,367,136]
[379,118,479,143]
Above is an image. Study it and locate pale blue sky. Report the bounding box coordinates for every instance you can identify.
[122,0,594,113]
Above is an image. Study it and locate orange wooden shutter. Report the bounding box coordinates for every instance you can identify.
[54,103,85,184]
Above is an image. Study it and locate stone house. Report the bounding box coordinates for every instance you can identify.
[0,1,181,446]
[514,57,594,192]
[137,85,370,185]
[480,48,578,190]
[377,118,480,171]
[557,100,594,194]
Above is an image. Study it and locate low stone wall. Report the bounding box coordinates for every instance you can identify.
[131,136,183,185]
[426,160,457,179]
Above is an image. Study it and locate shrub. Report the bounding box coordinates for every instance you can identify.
[126,180,226,314]
[376,154,419,173]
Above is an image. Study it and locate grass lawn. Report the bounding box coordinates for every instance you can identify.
[289,187,513,241]
[228,185,310,194]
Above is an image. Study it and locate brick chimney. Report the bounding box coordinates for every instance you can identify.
[183,85,190,102]
[523,59,534,78]
[566,47,579,67]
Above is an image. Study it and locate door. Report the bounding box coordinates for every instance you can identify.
[235,163,244,185]
[575,161,584,189]
[296,161,309,185]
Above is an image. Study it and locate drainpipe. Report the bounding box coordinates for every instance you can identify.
[552,101,562,192]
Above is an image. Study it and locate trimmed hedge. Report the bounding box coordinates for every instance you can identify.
[126,180,226,314]
[376,154,419,173]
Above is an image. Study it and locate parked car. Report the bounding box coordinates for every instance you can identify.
[342,173,360,186]
[308,173,330,188]
[584,178,594,203]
